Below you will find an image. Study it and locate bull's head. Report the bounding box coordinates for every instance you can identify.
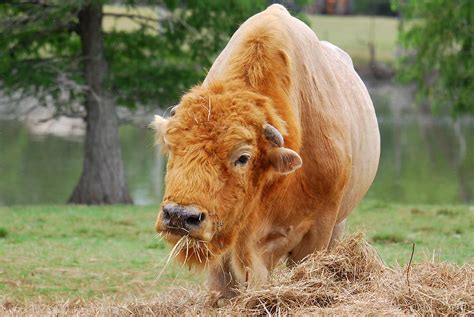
[151,83,302,266]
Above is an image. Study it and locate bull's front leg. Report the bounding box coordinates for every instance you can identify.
[229,231,269,288]
[208,226,269,303]
[207,248,268,305]
[287,204,340,264]
[207,255,237,302]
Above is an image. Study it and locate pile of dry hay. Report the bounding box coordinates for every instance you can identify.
[2,234,473,316]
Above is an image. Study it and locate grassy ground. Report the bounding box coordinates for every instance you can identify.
[102,6,398,66]
[0,205,201,304]
[0,200,472,304]
[309,15,398,65]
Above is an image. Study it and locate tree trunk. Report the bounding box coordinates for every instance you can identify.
[69,2,132,204]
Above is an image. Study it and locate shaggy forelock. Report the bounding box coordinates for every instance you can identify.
[165,84,266,154]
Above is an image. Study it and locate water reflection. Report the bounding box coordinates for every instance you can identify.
[0,84,472,205]
[367,117,473,203]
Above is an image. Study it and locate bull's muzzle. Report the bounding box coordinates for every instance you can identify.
[162,204,205,235]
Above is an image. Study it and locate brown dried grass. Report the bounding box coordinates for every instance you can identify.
[2,234,473,316]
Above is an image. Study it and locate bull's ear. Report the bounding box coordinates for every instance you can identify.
[149,115,169,151]
[269,147,302,174]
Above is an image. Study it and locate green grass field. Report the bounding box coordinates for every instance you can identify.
[1,201,472,304]
[309,15,398,65]
[102,6,398,66]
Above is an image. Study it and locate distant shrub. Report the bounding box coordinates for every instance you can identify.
[353,0,396,16]
[372,232,405,244]
[0,227,8,238]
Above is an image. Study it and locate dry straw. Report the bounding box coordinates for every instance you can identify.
[2,234,473,316]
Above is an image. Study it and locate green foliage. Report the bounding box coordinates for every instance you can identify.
[0,2,82,105]
[394,0,474,115]
[0,1,311,109]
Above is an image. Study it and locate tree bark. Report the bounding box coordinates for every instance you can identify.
[69,2,132,204]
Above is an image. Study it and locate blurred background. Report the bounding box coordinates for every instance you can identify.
[0,0,472,206]
[1,0,473,305]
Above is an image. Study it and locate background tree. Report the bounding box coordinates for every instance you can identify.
[1,0,312,204]
[394,0,473,115]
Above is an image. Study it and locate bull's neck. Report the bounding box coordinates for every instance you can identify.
[256,86,301,153]
[229,77,304,216]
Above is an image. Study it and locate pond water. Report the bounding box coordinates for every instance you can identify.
[0,83,473,206]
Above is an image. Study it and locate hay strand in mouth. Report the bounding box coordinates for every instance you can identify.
[156,235,187,280]
[156,235,211,279]
[153,232,166,242]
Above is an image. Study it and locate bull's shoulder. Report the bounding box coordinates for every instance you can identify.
[320,41,354,68]
[205,5,304,88]
[220,7,294,92]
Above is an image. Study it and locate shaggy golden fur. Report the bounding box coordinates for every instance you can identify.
[151,4,380,298]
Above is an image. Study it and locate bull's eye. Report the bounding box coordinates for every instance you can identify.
[234,154,250,166]
[170,106,177,117]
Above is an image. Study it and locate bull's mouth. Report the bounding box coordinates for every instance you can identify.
[158,227,213,242]
[162,226,191,237]
[158,227,217,266]
[154,203,222,267]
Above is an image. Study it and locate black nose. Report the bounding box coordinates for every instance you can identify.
[162,204,205,233]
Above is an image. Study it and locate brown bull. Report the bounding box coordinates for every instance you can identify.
[151,4,380,299]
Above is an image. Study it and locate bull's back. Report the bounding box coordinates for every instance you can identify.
[264,5,380,220]
[205,5,380,221]
[319,41,380,221]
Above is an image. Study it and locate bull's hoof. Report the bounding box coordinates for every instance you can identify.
[207,289,236,308]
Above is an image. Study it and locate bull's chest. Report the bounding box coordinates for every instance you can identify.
[256,219,313,266]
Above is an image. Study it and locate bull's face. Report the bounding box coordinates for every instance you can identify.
[151,84,302,266]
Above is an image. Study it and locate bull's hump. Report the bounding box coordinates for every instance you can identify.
[265,4,290,15]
